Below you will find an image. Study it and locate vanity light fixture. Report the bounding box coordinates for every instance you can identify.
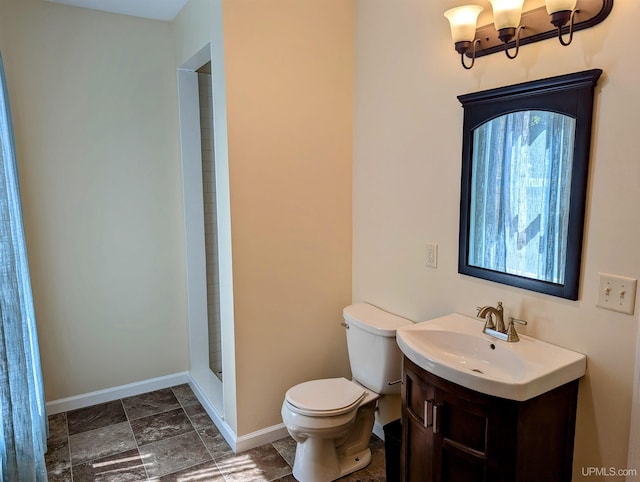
[488,0,525,59]
[546,0,579,45]
[444,5,484,69]
[444,0,612,69]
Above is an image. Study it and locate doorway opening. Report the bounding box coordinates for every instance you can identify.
[177,44,233,419]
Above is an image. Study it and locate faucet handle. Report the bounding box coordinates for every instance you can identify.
[506,317,527,342]
[509,317,527,326]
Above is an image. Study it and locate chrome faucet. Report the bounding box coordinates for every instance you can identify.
[477,302,527,342]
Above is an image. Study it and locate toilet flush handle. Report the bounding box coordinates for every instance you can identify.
[341,322,349,329]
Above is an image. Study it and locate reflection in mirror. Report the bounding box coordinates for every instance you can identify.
[469,111,576,285]
[458,70,602,300]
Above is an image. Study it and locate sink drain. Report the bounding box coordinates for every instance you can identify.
[471,368,484,374]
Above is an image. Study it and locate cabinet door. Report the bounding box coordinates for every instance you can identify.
[432,387,491,482]
[402,356,578,482]
[402,357,516,482]
[402,363,435,482]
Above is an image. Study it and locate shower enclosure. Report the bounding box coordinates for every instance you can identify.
[177,44,234,419]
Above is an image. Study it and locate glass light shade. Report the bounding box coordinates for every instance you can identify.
[444,5,484,43]
[545,0,578,14]
[488,0,525,30]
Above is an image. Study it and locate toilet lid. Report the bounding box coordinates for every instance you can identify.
[285,378,366,416]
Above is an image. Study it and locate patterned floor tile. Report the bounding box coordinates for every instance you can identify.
[44,385,388,482]
[122,388,181,420]
[130,408,193,446]
[48,412,69,442]
[69,422,137,466]
[47,466,72,482]
[45,437,71,477]
[139,430,212,478]
[171,384,199,407]
[271,437,296,467]
[272,475,297,482]
[338,473,381,482]
[183,403,216,431]
[149,460,225,481]
[216,444,291,482]
[197,426,234,461]
[67,400,127,436]
[71,449,147,482]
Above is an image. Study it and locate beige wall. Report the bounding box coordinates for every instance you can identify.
[2,0,354,439]
[6,0,632,471]
[174,0,354,436]
[354,0,639,477]
[1,0,188,400]
[222,0,354,435]
[0,1,6,52]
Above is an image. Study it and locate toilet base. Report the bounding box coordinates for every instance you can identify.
[282,384,380,482]
[289,402,376,482]
[292,440,371,482]
[337,447,372,479]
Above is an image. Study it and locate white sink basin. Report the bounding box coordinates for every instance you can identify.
[396,313,586,401]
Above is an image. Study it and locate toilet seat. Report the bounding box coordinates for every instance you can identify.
[285,378,366,417]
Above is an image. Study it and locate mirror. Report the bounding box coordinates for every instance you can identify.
[458,70,602,300]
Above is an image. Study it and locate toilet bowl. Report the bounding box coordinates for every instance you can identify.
[281,303,413,482]
[281,377,379,482]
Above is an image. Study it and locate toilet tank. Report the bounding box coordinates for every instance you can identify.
[343,303,413,395]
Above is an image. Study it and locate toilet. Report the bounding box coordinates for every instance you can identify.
[281,303,412,482]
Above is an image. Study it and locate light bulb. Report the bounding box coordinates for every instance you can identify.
[444,5,484,43]
[488,0,525,30]
[545,0,578,15]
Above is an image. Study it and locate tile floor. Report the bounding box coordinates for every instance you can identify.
[45,384,388,481]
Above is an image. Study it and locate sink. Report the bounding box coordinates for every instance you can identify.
[396,313,586,401]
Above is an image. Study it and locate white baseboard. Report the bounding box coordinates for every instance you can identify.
[187,375,238,451]
[187,375,288,453]
[45,372,190,415]
[46,371,290,455]
[235,423,290,453]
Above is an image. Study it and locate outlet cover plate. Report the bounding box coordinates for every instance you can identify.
[596,273,637,315]
[425,243,438,269]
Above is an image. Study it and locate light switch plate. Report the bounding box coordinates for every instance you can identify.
[596,273,637,315]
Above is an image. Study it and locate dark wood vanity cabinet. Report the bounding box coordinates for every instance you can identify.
[401,356,579,482]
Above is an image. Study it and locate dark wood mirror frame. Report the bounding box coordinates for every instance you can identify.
[457,69,602,300]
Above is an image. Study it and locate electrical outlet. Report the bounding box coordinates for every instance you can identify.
[596,273,637,315]
[425,243,438,269]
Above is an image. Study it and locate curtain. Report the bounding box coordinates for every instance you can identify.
[468,110,575,284]
[0,52,48,481]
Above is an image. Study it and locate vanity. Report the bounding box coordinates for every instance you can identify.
[396,312,586,482]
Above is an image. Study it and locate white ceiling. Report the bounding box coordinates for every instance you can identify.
[45,0,189,21]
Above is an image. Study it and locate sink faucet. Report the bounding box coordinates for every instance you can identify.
[477,301,506,333]
[477,302,527,342]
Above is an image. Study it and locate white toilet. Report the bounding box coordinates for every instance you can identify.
[281,303,412,482]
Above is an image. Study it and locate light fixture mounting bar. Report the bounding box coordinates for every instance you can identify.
[467,0,612,58]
